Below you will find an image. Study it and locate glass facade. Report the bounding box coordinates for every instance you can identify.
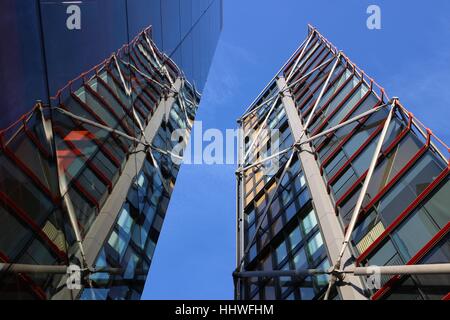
[0,0,222,300]
[0,0,222,129]
[237,82,331,300]
[236,25,449,300]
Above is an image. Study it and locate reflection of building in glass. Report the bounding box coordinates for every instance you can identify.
[0,0,222,300]
[235,25,450,300]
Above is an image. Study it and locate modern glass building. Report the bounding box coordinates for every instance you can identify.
[0,0,222,300]
[235,25,450,300]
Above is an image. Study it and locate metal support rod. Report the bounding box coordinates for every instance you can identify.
[237,151,296,272]
[339,102,395,259]
[286,31,315,81]
[38,104,90,282]
[52,107,183,161]
[241,34,323,162]
[177,85,193,129]
[286,55,335,91]
[148,149,171,193]
[145,34,176,86]
[55,107,139,143]
[240,52,338,123]
[396,103,448,165]
[240,46,339,123]
[120,58,174,93]
[238,57,345,276]
[233,263,450,279]
[243,95,281,163]
[143,31,177,87]
[139,37,174,86]
[351,263,450,276]
[240,92,280,121]
[237,146,291,173]
[238,100,386,174]
[235,269,328,278]
[241,55,336,120]
[242,63,329,164]
[301,53,341,134]
[324,100,395,300]
[235,124,244,300]
[240,55,336,122]
[144,32,164,70]
[297,103,386,147]
[113,55,133,96]
[0,263,120,275]
[241,34,311,117]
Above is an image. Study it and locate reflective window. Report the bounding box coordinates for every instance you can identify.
[108,231,128,259]
[276,242,288,264]
[376,152,445,226]
[293,248,308,270]
[117,206,133,234]
[289,227,302,250]
[367,239,402,267]
[331,116,420,203]
[392,209,439,261]
[316,259,331,287]
[307,232,324,260]
[302,210,318,235]
[391,178,449,261]
[339,131,424,224]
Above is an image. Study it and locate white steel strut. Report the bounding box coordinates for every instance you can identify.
[236,24,450,301]
[238,104,387,175]
[323,100,396,300]
[237,53,343,273]
[52,107,183,162]
[234,263,450,278]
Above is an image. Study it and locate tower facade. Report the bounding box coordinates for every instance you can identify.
[235,26,450,300]
[0,0,222,300]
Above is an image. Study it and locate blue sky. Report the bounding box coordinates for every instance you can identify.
[142,0,450,300]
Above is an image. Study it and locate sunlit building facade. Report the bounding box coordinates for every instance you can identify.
[235,25,450,300]
[0,0,222,300]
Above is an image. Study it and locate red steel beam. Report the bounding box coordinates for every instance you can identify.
[357,168,449,266]
[53,127,113,193]
[0,191,67,262]
[371,222,450,300]
[58,103,121,169]
[0,251,47,300]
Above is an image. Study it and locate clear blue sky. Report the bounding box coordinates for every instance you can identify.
[142,0,450,300]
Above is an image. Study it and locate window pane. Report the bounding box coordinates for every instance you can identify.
[108,231,128,259]
[367,239,400,266]
[307,232,324,259]
[392,208,438,261]
[422,178,450,228]
[316,259,331,286]
[302,210,318,235]
[376,152,444,226]
[293,248,308,270]
[413,234,450,299]
[364,133,423,206]
[300,286,315,300]
[0,205,33,259]
[118,206,133,234]
[289,227,302,250]
[276,242,288,264]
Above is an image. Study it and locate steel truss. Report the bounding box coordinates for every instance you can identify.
[235,25,450,300]
[234,263,450,278]
[0,26,196,297]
